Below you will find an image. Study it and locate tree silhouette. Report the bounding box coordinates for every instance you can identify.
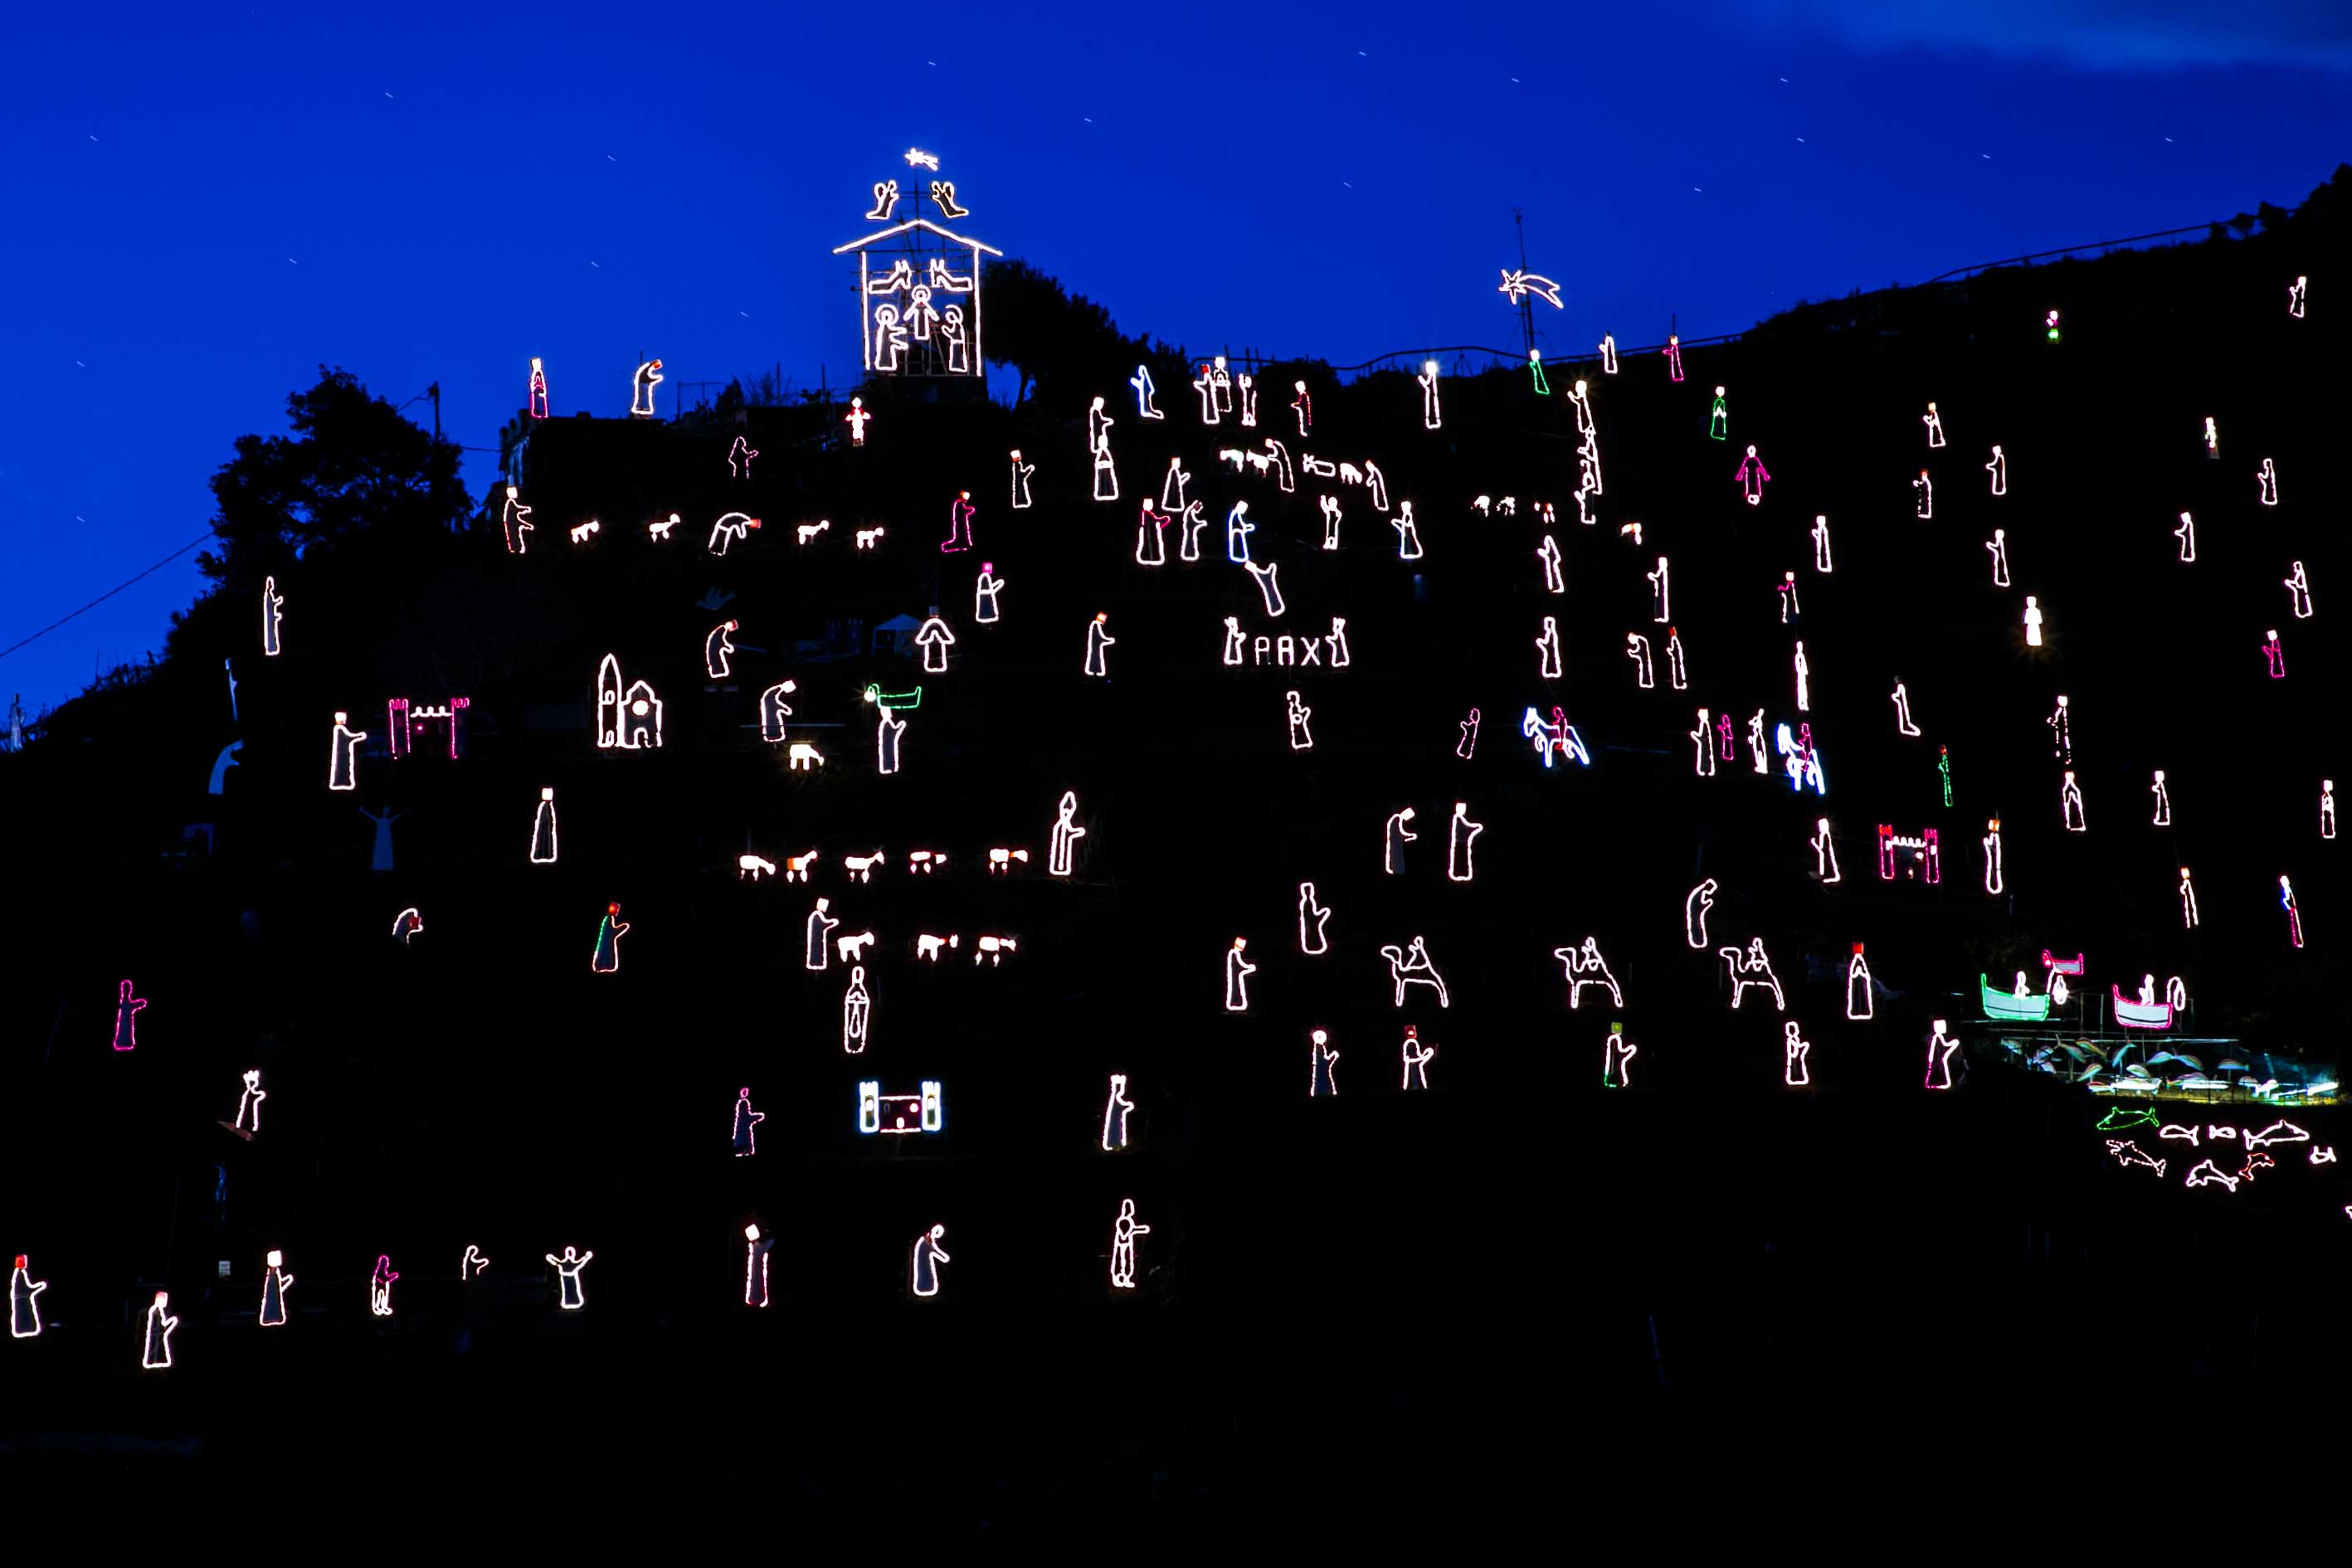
[981,258,1184,409]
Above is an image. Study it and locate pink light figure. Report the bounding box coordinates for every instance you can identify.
[2262,629,2286,679]
[369,1256,397,1317]
[941,491,976,553]
[528,358,549,419]
[1735,445,1770,505]
[1663,334,1684,382]
[2285,561,2312,618]
[744,1225,773,1307]
[1718,713,1736,762]
[2281,876,2305,949]
[110,979,148,1052]
[1458,708,1480,760]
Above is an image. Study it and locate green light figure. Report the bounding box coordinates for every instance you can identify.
[1707,385,1727,441]
[2044,309,2061,343]
[862,682,923,713]
[1603,1021,1636,1088]
[1527,351,1549,397]
[1937,746,1953,808]
[2095,1104,2158,1132]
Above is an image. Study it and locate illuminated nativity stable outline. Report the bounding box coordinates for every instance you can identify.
[832,152,1001,379]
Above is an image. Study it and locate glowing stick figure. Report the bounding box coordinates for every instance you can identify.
[1778,572,1800,624]
[1984,445,2007,496]
[1599,334,1619,374]
[2258,457,2278,506]
[966,563,1006,626]
[2150,770,2172,826]
[2023,596,2043,648]
[2285,560,2311,618]
[1309,1029,1341,1097]
[258,1249,295,1327]
[1625,634,1654,689]
[1221,617,1244,666]
[328,711,367,791]
[1719,712,1736,762]
[257,574,287,659]
[805,898,839,971]
[1318,493,1344,552]
[910,1225,951,1298]
[1646,556,1670,621]
[1102,1074,1136,1151]
[1446,801,1484,882]
[1010,450,1034,509]
[1237,373,1259,426]
[1378,936,1449,1008]
[1159,455,1191,514]
[1392,503,1424,560]
[234,1068,266,1134]
[2323,779,2336,840]
[1922,402,1946,448]
[1298,882,1332,955]
[1747,710,1768,774]
[1134,502,1170,567]
[1665,628,1687,689]
[743,1225,773,1308]
[731,1087,765,1156]
[631,359,663,417]
[704,619,738,681]
[842,966,871,1054]
[545,1246,592,1310]
[1536,617,1562,679]
[110,978,147,1052]
[527,356,549,419]
[1692,709,1717,777]
[1707,385,1728,441]
[1793,640,1810,711]
[2060,772,2087,833]
[1812,514,1833,573]
[1284,689,1314,752]
[1049,791,1086,877]
[726,434,757,480]
[2179,865,2199,929]
[1327,616,1351,667]
[142,1292,177,1370]
[2281,875,2305,948]
[2048,695,2071,762]
[369,1256,397,1317]
[1224,937,1257,1012]
[1291,380,1312,436]
[1912,470,1932,521]
[1082,612,1116,677]
[1663,334,1684,382]
[1128,363,1163,419]
[2262,629,2286,679]
[1811,817,1839,882]
[1190,363,1221,423]
[1110,1200,1151,1289]
[528,786,560,864]
[1225,501,1255,564]
[1527,351,1549,396]
[940,490,976,553]
[585,902,629,973]
[1845,945,1874,1020]
[500,485,534,554]
[1924,1020,1959,1091]
[1401,1026,1435,1090]
[845,396,870,446]
[1383,806,1417,875]
[1684,879,1717,949]
[11,1256,48,1339]
[1418,360,1442,429]
[1782,1023,1812,1088]
[2290,275,2307,318]
[2203,416,2218,460]
[1603,1023,1636,1089]
[1536,534,1565,595]
[1891,682,1920,736]
[2173,512,2195,563]
[1982,819,2003,895]
[1179,500,1208,562]
[1735,445,1770,505]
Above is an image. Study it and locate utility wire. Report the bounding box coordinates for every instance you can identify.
[0,532,214,664]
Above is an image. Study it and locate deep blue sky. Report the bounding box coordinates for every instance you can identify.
[2,1,2345,714]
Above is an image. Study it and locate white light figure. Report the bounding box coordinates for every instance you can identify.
[2150,770,2172,826]
[1190,363,1221,423]
[2258,457,2279,506]
[1891,682,1920,736]
[368,1256,398,1317]
[908,1225,951,1298]
[1647,557,1670,621]
[2056,771,2087,833]
[1924,1020,1959,1091]
[1290,380,1312,437]
[1177,500,1209,562]
[1748,710,1769,774]
[1685,879,1717,948]
[2203,416,2218,460]
[804,898,839,972]
[1392,502,1424,561]
[528,355,549,419]
[1157,456,1191,514]
[1982,528,2010,587]
[2179,865,2200,929]
[1224,937,1258,1012]
[1911,469,1933,522]
[1809,817,1840,883]
[1719,937,1785,1010]
[502,486,535,554]
[1262,437,1295,491]
[913,612,955,674]
[1444,801,1485,884]
[328,711,367,791]
[1985,446,2007,496]
[1537,535,1564,595]
[974,563,1006,625]
[1100,1074,1136,1152]
[1048,791,1088,879]
[2286,560,2312,619]
[2323,779,2336,840]
[1378,936,1450,1009]
[940,490,976,554]
[1625,634,1654,689]
[1736,445,1770,506]
[258,1249,295,1327]
[845,396,869,446]
[2290,274,2308,317]
[1418,360,1443,429]
[843,966,872,1054]
[1283,689,1314,752]
[731,1087,765,1157]
[1244,560,1286,618]
[742,1225,773,1309]
[1812,514,1833,573]
[1327,616,1351,667]
[461,1245,489,1282]
[704,619,738,681]
[527,786,560,864]
[2047,694,2072,761]
[727,434,757,480]
[1383,806,1418,874]
[1554,937,1623,1010]
[1309,1029,1341,1097]
[1225,501,1255,564]
[1841,943,1875,1020]
[1400,1025,1436,1091]
[1237,373,1259,426]
[1083,612,1116,678]
[545,1246,592,1310]
[1778,572,1800,625]
[11,1256,47,1339]
[648,513,679,542]
[142,1292,177,1371]
[1691,709,1717,777]
[1108,1199,1152,1292]
[1922,402,1946,449]
[1298,882,1332,957]
[258,574,286,657]
[1664,335,1684,382]
[1128,363,1163,420]
[1317,493,1344,553]
[1004,450,1035,513]
[631,358,663,417]
[708,511,762,556]
[1603,1024,1636,1089]
[1536,617,1562,679]
[1793,641,1810,712]
[2262,628,2288,679]
[233,1067,266,1135]
[1221,617,1245,667]
[1088,397,1118,500]
[2281,874,2305,949]
[1665,629,1687,690]
[2023,596,2044,648]
[2173,511,2196,564]
[1979,816,2004,896]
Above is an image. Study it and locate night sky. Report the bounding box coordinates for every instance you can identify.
[2,2,2345,714]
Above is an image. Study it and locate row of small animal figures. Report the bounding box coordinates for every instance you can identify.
[738,847,1030,881]
[2101,1117,2334,1191]
[501,494,891,557]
